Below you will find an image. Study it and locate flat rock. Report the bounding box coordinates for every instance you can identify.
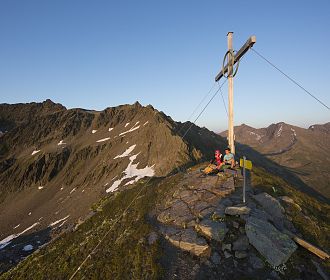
[157,200,195,227]
[181,193,200,205]
[222,177,235,190]
[245,216,297,267]
[225,206,251,216]
[195,220,228,242]
[192,201,210,215]
[198,184,214,192]
[179,189,194,199]
[199,207,216,218]
[167,228,211,257]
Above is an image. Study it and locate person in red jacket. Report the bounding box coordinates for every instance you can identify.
[210,150,224,170]
[201,150,224,176]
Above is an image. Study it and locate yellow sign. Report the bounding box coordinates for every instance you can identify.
[240,158,253,170]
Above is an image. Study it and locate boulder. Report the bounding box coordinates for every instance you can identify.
[225,206,251,216]
[253,192,287,230]
[249,208,272,222]
[279,196,302,212]
[167,228,211,257]
[195,220,228,242]
[245,216,297,267]
[253,192,285,219]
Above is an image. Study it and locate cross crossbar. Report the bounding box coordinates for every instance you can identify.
[215,35,256,82]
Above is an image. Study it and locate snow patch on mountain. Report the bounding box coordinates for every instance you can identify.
[276,124,283,137]
[119,122,140,136]
[57,140,66,146]
[49,215,70,227]
[0,222,40,250]
[114,145,136,159]
[106,154,155,193]
[249,131,262,141]
[96,137,110,143]
[92,130,97,134]
[31,150,40,156]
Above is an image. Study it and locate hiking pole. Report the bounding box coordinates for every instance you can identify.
[243,156,246,203]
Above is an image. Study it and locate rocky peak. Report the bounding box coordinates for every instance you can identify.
[309,122,330,134]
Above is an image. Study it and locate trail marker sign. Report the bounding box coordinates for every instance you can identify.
[240,158,253,170]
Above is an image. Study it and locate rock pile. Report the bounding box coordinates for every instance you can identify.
[157,169,300,272]
[157,170,235,257]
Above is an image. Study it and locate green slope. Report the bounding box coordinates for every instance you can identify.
[0,174,182,280]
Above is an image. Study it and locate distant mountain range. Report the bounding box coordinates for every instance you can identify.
[221,122,330,199]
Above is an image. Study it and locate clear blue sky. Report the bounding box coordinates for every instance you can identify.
[0,0,329,132]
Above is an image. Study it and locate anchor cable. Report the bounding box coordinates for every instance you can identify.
[251,47,329,110]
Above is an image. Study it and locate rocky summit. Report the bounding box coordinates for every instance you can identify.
[0,101,329,279]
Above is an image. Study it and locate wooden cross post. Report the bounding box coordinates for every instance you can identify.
[215,32,256,154]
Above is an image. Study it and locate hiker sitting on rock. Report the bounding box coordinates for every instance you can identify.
[210,150,223,169]
[222,147,235,169]
[201,150,223,175]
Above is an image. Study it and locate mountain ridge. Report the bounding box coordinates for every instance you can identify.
[220,121,330,199]
[0,100,227,273]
